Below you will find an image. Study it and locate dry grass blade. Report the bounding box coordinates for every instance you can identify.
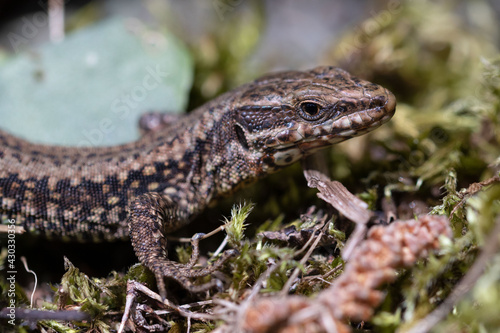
[280,216,329,296]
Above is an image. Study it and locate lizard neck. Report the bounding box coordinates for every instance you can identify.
[169,101,265,209]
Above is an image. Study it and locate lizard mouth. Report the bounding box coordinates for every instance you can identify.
[326,88,396,140]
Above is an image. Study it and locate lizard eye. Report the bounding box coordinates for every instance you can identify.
[298,102,324,121]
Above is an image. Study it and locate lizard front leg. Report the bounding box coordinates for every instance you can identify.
[128,192,236,298]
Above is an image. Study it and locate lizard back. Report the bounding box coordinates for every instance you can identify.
[0,66,396,241]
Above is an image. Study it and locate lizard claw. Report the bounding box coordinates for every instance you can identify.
[224,249,240,257]
[192,233,206,240]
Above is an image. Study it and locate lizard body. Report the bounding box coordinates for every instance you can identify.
[0,66,396,294]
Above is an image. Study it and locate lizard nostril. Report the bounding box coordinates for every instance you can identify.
[371,95,387,108]
[336,103,347,114]
[383,90,397,114]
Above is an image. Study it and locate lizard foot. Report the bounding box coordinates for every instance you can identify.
[153,247,238,298]
[129,193,238,299]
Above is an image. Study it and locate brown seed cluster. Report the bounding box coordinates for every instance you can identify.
[231,215,452,333]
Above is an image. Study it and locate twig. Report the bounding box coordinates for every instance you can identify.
[123,281,216,321]
[280,217,329,296]
[212,235,229,258]
[118,284,136,333]
[158,300,213,315]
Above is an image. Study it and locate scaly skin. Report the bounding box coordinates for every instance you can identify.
[0,66,396,295]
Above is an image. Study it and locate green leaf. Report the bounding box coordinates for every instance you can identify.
[0,18,192,146]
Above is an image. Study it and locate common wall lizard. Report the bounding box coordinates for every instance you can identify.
[0,66,396,297]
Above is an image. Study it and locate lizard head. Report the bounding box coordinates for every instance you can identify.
[231,66,396,172]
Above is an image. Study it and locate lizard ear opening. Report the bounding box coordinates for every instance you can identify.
[234,124,249,150]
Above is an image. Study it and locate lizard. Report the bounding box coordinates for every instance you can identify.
[0,66,396,298]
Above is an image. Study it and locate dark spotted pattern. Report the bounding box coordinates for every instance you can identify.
[0,66,396,293]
